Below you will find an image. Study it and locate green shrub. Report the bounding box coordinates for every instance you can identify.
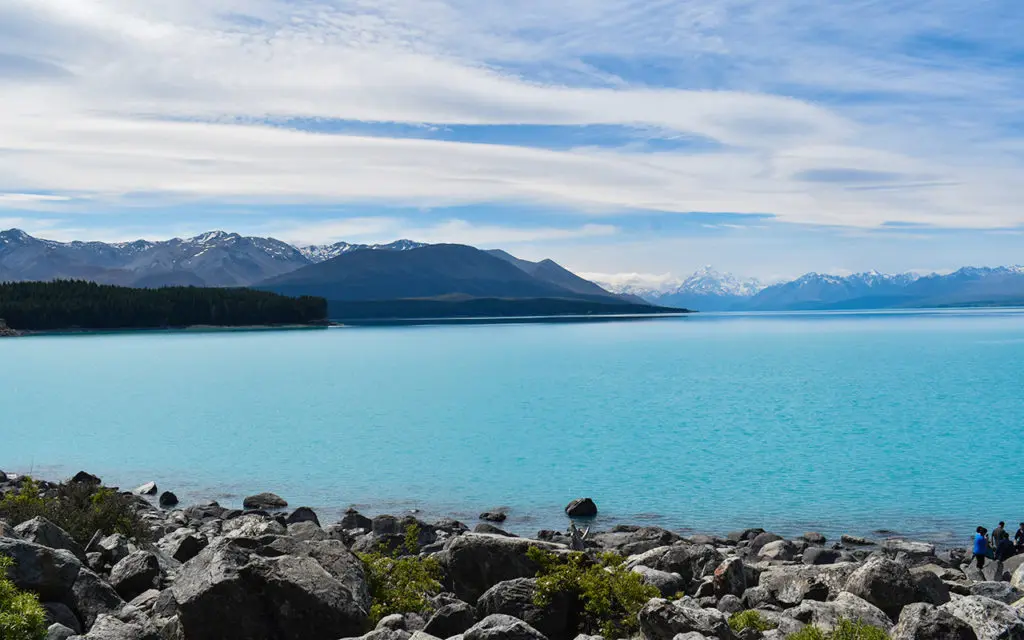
[0,555,48,640]
[829,618,889,640]
[0,477,150,545]
[528,547,660,639]
[357,524,442,626]
[785,619,887,640]
[729,610,778,633]
[787,625,828,640]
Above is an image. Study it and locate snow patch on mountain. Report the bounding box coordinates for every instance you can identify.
[299,239,426,263]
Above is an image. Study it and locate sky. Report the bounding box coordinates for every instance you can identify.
[1,0,1022,283]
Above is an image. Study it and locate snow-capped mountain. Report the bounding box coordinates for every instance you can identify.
[600,264,1024,311]
[675,265,763,297]
[0,229,427,288]
[299,239,426,263]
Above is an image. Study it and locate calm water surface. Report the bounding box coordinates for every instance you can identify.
[3,309,1023,544]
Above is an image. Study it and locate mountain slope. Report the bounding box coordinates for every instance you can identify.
[299,239,426,263]
[486,249,634,303]
[259,244,622,302]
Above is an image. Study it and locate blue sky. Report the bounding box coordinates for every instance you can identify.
[0,0,1022,285]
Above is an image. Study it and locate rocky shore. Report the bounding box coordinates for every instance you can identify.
[2,472,1023,640]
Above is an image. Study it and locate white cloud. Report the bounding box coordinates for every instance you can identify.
[0,0,1020,232]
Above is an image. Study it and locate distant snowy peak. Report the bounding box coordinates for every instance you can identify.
[789,271,919,288]
[299,239,427,263]
[676,265,763,297]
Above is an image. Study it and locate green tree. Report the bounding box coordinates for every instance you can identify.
[0,555,47,640]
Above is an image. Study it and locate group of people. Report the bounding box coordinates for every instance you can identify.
[972,521,1024,568]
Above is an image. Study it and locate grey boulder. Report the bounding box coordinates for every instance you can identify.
[791,592,893,632]
[969,582,1023,605]
[437,534,562,603]
[133,482,158,496]
[633,566,687,598]
[242,492,288,510]
[424,600,478,639]
[0,537,81,600]
[465,614,549,640]
[14,517,87,562]
[564,499,597,518]
[69,567,126,629]
[109,551,161,601]
[892,603,978,640]
[171,539,368,640]
[46,623,77,640]
[637,598,734,640]
[477,578,570,640]
[940,596,1024,640]
[844,556,918,619]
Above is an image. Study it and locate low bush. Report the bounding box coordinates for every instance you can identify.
[829,618,889,640]
[0,555,47,640]
[528,547,660,639]
[729,610,778,633]
[0,477,150,544]
[357,524,442,626]
[786,619,888,640]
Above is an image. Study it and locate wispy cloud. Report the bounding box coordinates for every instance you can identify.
[0,0,1021,261]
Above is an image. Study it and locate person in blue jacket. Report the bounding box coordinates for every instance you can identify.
[973,526,989,569]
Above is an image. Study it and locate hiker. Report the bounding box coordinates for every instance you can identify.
[973,526,989,569]
[1016,523,1024,552]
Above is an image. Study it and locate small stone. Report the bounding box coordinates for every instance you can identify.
[158,491,179,508]
[803,532,827,545]
[480,512,508,523]
[564,498,598,517]
[242,492,288,510]
[71,471,101,484]
[134,482,158,495]
[841,534,876,547]
[286,506,320,526]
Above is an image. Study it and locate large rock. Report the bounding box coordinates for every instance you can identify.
[748,533,783,555]
[759,540,800,562]
[465,614,548,640]
[76,611,160,640]
[970,582,1023,605]
[109,551,161,601]
[424,601,478,639]
[242,492,288,510]
[712,559,747,598]
[477,578,570,640]
[221,513,287,538]
[1012,564,1024,591]
[803,548,843,566]
[633,566,687,598]
[0,537,81,600]
[627,545,725,591]
[757,564,857,607]
[172,539,368,640]
[158,528,207,563]
[941,596,1024,640]
[791,592,893,631]
[158,492,179,508]
[841,535,877,547]
[340,509,373,531]
[46,623,76,640]
[14,517,87,562]
[637,598,733,640]
[69,567,126,629]
[844,556,918,619]
[437,534,562,603]
[564,499,597,518]
[287,507,321,527]
[914,570,952,606]
[43,601,82,634]
[589,527,682,557]
[882,539,937,560]
[94,534,131,567]
[892,603,978,640]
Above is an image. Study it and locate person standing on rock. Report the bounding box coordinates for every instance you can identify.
[993,521,1008,543]
[1016,522,1024,552]
[973,526,989,569]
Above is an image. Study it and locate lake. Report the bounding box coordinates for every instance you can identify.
[3,309,1023,545]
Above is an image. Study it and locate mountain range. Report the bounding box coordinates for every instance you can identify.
[0,229,650,314]
[598,265,1024,311]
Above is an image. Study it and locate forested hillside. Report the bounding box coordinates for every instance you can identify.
[0,280,326,331]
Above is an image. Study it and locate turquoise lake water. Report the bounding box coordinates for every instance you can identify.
[3,309,1023,544]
